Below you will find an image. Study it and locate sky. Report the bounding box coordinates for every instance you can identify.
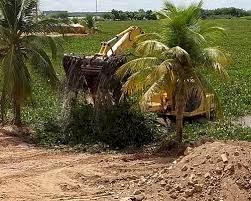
[40,0,251,12]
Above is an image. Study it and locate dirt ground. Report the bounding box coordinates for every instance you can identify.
[0,126,251,201]
[0,126,175,201]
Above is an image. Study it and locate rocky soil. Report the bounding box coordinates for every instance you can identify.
[0,126,251,200]
[122,141,251,201]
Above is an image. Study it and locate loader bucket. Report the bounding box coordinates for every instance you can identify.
[63,54,126,101]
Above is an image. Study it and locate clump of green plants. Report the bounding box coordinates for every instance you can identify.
[35,103,95,146]
[97,103,157,149]
[35,100,158,150]
[82,15,100,34]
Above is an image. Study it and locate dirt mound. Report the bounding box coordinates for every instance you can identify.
[123,141,251,201]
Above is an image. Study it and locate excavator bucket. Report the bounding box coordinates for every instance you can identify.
[63,54,126,101]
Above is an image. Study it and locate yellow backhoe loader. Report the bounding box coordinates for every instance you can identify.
[63,26,215,117]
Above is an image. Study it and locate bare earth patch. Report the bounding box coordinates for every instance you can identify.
[0,127,251,200]
[0,127,174,201]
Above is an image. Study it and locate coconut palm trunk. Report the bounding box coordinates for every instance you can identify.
[13,101,21,126]
[175,87,186,142]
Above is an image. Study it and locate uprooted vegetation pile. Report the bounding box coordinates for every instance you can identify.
[121,141,251,201]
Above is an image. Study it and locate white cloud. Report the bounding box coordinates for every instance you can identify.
[40,0,251,12]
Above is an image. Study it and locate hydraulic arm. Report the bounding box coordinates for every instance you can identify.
[98,26,143,57]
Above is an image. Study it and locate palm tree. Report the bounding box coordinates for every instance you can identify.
[82,15,99,34]
[117,1,229,142]
[0,0,59,125]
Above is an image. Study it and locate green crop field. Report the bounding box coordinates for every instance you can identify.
[23,19,251,141]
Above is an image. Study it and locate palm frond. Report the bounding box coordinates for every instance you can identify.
[156,11,171,20]
[121,67,153,96]
[200,26,227,36]
[182,1,203,26]
[2,47,32,103]
[22,0,37,17]
[135,33,163,43]
[163,1,179,14]
[28,47,59,86]
[146,59,174,84]
[188,28,206,45]
[116,57,159,78]
[22,35,62,60]
[43,36,58,59]
[136,40,169,57]
[169,46,191,65]
[202,47,230,77]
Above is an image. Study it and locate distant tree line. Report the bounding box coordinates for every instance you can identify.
[103,9,157,20]
[46,11,71,24]
[201,7,251,19]
[44,7,251,22]
[102,8,250,21]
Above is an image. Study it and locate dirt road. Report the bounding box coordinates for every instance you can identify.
[0,127,174,201]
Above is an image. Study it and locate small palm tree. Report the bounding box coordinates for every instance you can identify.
[82,15,99,34]
[117,1,229,142]
[0,0,59,125]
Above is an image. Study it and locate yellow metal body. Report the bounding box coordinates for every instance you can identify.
[147,92,215,118]
[96,26,215,117]
[98,26,143,57]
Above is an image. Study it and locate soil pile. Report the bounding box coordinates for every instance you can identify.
[122,141,251,201]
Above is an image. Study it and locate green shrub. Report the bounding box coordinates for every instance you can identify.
[35,102,158,149]
[97,103,157,149]
[35,120,62,146]
[60,103,96,145]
